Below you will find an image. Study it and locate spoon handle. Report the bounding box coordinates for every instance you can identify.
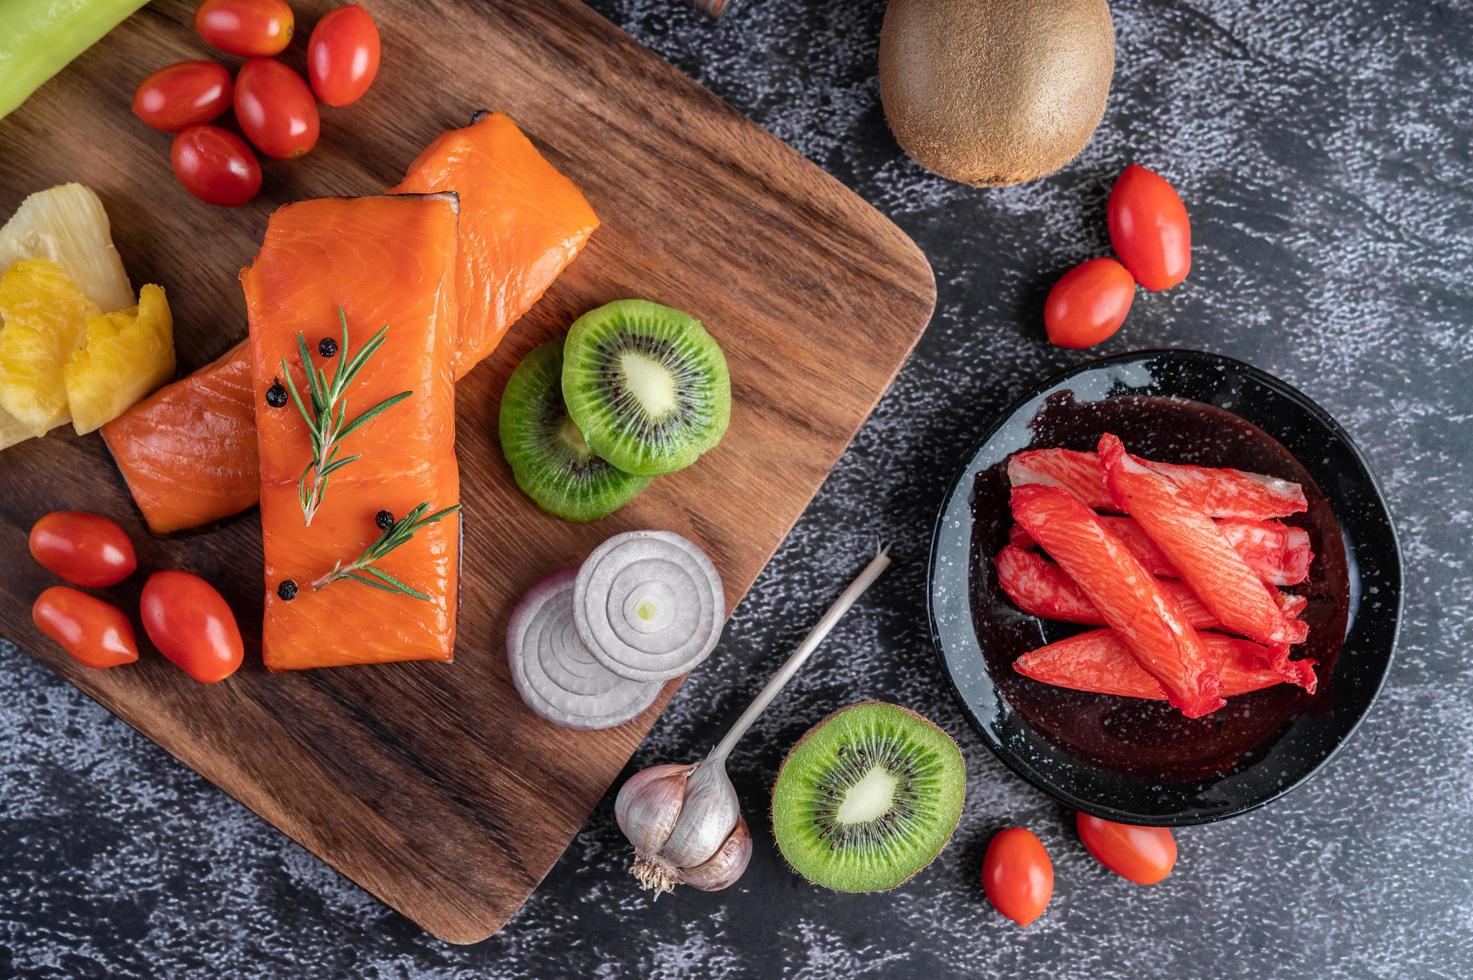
[706,544,891,765]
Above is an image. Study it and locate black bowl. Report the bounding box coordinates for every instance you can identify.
[927,350,1402,825]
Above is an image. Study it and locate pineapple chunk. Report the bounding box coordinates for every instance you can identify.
[0,405,33,451]
[0,184,133,313]
[0,259,99,435]
[65,284,174,434]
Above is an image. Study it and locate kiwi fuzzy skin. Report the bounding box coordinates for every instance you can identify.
[769,700,966,893]
[879,0,1116,187]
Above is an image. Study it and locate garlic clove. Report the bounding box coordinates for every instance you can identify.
[658,760,740,870]
[678,817,752,892]
[615,763,693,854]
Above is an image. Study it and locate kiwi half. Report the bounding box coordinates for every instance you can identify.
[561,299,730,477]
[771,701,966,893]
[498,341,650,522]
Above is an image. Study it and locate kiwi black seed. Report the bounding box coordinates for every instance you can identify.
[771,701,966,893]
[560,299,731,477]
[498,341,651,523]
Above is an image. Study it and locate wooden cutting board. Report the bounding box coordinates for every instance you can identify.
[0,0,934,943]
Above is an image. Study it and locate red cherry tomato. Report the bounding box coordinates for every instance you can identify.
[132,61,233,132]
[33,587,139,670]
[28,511,137,587]
[982,827,1053,927]
[234,59,320,159]
[1107,163,1192,291]
[195,0,295,57]
[1077,813,1177,885]
[1044,257,1135,348]
[140,571,244,684]
[171,125,262,207]
[308,5,382,107]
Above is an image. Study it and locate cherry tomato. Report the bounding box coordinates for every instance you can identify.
[140,571,244,684]
[234,59,320,159]
[982,827,1053,927]
[132,61,233,132]
[29,511,137,587]
[171,125,262,207]
[195,0,295,57]
[33,587,139,670]
[1107,163,1192,291]
[1044,257,1135,348]
[1077,813,1177,885]
[308,5,382,107]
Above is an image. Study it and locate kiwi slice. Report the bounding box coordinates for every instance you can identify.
[771,701,966,893]
[499,341,651,522]
[561,299,731,477]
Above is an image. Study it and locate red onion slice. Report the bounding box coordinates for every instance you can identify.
[507,570,664,730]
[574,530,725,682]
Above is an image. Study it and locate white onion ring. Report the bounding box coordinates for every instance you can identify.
[507,570,664,730]
[574,531,725,682]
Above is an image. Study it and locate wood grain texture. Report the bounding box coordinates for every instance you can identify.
[0,0,934,943]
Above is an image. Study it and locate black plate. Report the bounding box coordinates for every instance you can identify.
[927,350,1402,825]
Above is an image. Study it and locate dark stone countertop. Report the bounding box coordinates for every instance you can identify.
[4,1,1471,977]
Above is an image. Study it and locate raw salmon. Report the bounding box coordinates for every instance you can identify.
[1008,447,1307,519]
[1008,515,1312,586]
[393,111,599,380]
[103,113,597,531]
[1098,434,1316,692]
[993,544,1306,630]
[100,341,258,533]
[1010,484,1224,718]
[1013,629,1286,701]
[242,195,460,670]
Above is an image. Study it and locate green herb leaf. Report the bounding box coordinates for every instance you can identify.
[310,501,461,600]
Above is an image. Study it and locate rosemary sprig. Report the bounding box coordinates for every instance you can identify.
[310,502,462,600]
[281,309,412,526]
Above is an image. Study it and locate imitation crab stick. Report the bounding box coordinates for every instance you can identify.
[103,112,597,533]
[1008,515,1312,587]
[1010,484,1224,718]
[994,544,1306,631]
[1013,630,1286,701]
[100,341,257,533]
[1098,434,1316,692]
[1008,447,1307,520]
[242,195,460,670]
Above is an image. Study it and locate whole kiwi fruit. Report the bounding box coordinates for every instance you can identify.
[879,0,1116,187]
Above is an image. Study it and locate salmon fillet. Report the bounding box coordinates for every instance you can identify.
[103,113,597,532]
[1013,629,1285,701]
[1008,447,1308,519]
[1010,484,1224,718]
[994,544,1307,630]
[1008,515,1312,586]
[1097,434,1316,693]
[242,195,460,670]
[100,341,258,533]
[392,111,599,380]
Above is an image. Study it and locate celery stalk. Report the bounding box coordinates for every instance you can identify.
[0,0,148,120]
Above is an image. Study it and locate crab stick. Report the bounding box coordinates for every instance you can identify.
[1098,434,1316,692]
[1008,447,1308,520]
[1013,629,1288,701]
[1010,484,1224,718]
[1008,515,1312,587]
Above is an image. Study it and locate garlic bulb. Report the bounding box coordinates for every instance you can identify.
[615,761,750,893]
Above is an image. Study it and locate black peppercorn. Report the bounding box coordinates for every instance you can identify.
[277,579,299,601]
[318,337,339,358]
[374,509,395,530]
[265,379,288,408]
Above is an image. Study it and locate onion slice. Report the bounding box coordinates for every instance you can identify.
[507,570,664,730]
[574,530,725,682]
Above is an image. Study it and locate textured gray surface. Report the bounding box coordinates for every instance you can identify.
[3,0,1472,977]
